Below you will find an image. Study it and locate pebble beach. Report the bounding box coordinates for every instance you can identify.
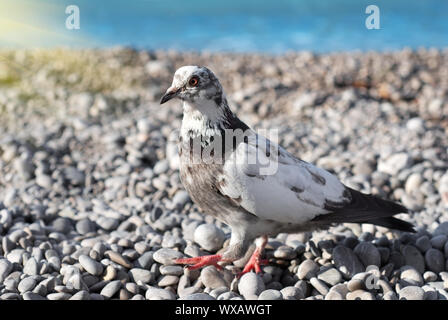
[0,48,448,300]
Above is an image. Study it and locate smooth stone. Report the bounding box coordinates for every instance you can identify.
[430,235,447,250]
[105,250,133,268]
[280,286,304,300]
[416,236,431,253]
[258,289,283,300]
[157,275,179,287]
[100,280,122,299]
[179,293,215,300]
[333,245,365,278]
[273,246,297,260]
[383,291,398,300]
[423,271,438,282]
[52,217,73,234]
[145,288,176,300]
[47,293,72,300]
[18,277,37,293]
[317,268,342,286]
[129,268,153,284]
[399,286,425,300]
[69,290,91,300]
[153,248,184,265]
[238,272,265,299]
[201,266,228,289]
[297,259,319,280]
[193,224,226,252]
[0,259,13,282]
[434,222,448,236]
[160,265,184,276]
[425,248,445,273]
[76,219,96,235]
[377,153,412,176]
[402,245,425,274]
[22,292,47,300]
[400,266,424,286]
[310,277,329,296]
[79,255,104,276]
[136,251,154,269]
[325,291,344,300]
[354,242,381,267]
[171,190,190,209]
[23,257,39,276]
[96,217,119,231]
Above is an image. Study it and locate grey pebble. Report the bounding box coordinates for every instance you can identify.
[332,245,364,278]
[317,268,342,286]
[273,246,297,260]
[402,245,425,274]
[153,248,184,265]
[22,292,47,300]
[76,218,97,235]
[425,248,445,273]
[0,259,13,282]
[354,242,381,267]
[201,266,228,289]
[100,280,122,298]
[69,290,91,300]
[79,255,104,276]
[160,265,184,276]
[47,292,72,300]
[310,277,329,296]
[400,266,424,286]
[399,286,425,300]
[297,259,319,280]
[18,277,37,293]
[258,289,283,300]
[145,287,176,300]
[180,293,215,300]
[23,257,39,276]
[416,236,431,253]
[194,224,226,252]
[238,272,265,299]
[158,275,179,287]
[129,268,153,284]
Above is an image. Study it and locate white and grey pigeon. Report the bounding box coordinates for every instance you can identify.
[160,65,415,274]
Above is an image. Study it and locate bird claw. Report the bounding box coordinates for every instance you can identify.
[175,254,223,270]
[238,248,268,277]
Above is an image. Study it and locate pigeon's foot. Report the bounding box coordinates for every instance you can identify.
[175,254,223,270]
[238,235,268,276]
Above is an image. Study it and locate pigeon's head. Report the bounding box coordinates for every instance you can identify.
[160,66,223,106]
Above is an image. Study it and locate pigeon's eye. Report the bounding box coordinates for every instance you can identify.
[188,76,199,87]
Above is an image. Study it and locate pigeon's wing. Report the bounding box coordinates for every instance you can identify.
[217,133,350,224]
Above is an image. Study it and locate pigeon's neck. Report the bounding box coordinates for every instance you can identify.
[180,96,249,141]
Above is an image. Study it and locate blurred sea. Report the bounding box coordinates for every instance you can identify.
[1,0,447,53]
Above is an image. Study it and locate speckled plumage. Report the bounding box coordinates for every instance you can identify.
[161,66,414,264]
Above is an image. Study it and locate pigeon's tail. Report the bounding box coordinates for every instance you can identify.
[313,187,416,233]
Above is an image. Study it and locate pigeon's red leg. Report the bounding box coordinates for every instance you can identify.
[175,254,224,270]
[239,235,268,276]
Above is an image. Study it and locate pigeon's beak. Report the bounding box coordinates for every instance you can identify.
[160,87,180,104]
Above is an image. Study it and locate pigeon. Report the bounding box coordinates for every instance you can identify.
[160,65,415,274]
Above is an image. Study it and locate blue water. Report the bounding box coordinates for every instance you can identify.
[2,0,448,52]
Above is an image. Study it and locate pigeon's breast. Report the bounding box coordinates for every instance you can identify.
[178,137,230,220]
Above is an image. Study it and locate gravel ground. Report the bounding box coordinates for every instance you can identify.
[0,48,448,300]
